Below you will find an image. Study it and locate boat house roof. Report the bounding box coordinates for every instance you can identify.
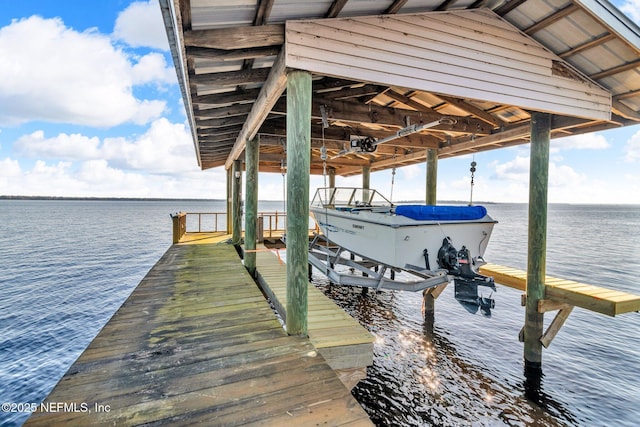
[160,0,640,177]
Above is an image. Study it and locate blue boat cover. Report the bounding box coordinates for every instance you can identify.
[395,205,487,221]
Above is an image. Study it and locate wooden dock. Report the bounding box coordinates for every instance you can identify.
[480,263,640,316]
[26,241,372,426]
[254,246,375,389]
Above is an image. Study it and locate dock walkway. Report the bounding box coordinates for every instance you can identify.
[254,246,375,389]
[26,242,372,426]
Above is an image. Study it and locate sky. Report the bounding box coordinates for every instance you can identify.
[1,1,639,204]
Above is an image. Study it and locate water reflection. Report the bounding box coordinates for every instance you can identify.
[314,274,574,426]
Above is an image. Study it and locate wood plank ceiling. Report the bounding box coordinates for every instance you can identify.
[161,0,640,176]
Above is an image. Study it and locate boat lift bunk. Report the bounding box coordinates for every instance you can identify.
[308,232,450,292]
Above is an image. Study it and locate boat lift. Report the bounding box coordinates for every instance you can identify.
[308,233,449,292]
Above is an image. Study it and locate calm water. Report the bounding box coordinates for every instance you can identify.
[1,200,639,426]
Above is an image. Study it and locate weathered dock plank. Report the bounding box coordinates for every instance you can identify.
[254,246,374,387]
[480,263,640,316]
[26,243,371,426]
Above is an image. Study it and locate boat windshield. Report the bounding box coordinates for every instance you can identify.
[311,187,392,210]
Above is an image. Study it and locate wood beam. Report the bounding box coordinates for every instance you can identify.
[186,45,280,61]
[180,0,192,31]
[385,90,440,114]
[495,0,527,16]
[436,95,507,127]
[540,306,574,348]
[192,89,260,106]
[254,0,275,26]
[590,59,640,80]
[191,68,270,87]
[225,50,287,169]
[194,103,253,119]
[184,24,284,50]
[385,0,409,14]
[322,84,386,101]
[259,121,438,148]
[435,0,457,11]
[439,124,530,156]
[271,97,493,134]
[326,0,349,18]
[196,116,248,129]
[559,33,616,59]
[524,4,579,35]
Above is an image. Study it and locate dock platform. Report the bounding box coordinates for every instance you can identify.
[254,246,375,389]
[480,263,640,316]
[26,241,372,425]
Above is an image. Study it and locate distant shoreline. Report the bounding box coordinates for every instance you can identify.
[1,195,496,204]
[0,195,226,202]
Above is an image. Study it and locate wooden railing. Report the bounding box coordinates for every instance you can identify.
[172,211,311,243]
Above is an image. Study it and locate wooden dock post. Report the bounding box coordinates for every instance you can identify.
[226,168,232,234]
[232,159,242,246]
[426,148,438,206]
[245,135,259,276]
[329,166,336,189]
[362,165,370,190]
[524,111,551,369]
[286,70,311,336]
[423,148,439,316]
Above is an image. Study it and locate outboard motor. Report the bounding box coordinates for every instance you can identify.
[437,238,460,273]
[437,237,496,315]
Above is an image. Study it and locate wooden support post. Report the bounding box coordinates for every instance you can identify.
[232,159,243,246]
[362,165,370,204]
[524,111,551,369]
[286,70,311,336]
[226,168,232,234]
[171,212,186,244]
[362,166,370,190]
[426,148,438,205]
[328,167,336,189]
[245,136,259,277]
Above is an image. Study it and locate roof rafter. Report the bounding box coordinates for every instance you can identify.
[225,50,288,169]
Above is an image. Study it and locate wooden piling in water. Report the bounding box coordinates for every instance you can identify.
[226,168,232,234]
[245,135,259,276]
[232,159,242,246]
[285,70,311,336]
[524,111,551,369]
[426,148,438,206]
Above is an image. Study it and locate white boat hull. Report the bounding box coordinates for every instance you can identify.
[310,207,496,271]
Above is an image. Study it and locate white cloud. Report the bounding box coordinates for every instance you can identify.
[102,118,196,173]
[551,133,610,151]
[0,157,227,198]
[619,0,640,22]
[113,0,169,50]
[624,129,640,162]
[0,158,21,177]
[14,131,101,160]
[11,118,197,174]
[492,155,530,183]
[0,15,166,127]
[131,53,177,86]
[549,162,585,188]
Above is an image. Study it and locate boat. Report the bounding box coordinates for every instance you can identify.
[308,187,498,312]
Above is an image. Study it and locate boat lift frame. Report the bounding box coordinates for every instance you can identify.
[308,234,450,292]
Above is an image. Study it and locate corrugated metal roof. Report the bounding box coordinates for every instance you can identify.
[160,0,640,174]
